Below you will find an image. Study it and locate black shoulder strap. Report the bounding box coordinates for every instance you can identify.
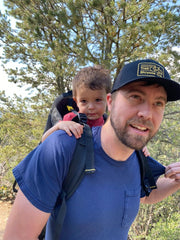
[48,124,96,240]
[63,124,96,198]
[103,113,108,122]
[136,150,157,196]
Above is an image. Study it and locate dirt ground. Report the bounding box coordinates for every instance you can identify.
[0,201,12,239]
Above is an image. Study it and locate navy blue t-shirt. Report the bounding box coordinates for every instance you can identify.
[13,126,165,240]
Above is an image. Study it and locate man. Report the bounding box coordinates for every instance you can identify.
[3,59,180,240]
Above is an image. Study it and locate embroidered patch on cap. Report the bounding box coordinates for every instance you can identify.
[137,62,164,78]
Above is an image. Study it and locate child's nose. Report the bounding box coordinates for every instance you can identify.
[88,102,95,109]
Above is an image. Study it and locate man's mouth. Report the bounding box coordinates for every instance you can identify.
[130,124,148,132]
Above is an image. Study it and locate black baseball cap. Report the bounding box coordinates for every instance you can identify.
[111,59,180,101]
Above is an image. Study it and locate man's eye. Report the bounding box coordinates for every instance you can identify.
[130,95,141,100]
[155,101,164,107]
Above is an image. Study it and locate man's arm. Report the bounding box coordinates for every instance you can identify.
[3,189,50,240]
[141,162,180,204]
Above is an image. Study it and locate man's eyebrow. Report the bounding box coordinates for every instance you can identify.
[123,88,167,102]
[155,96,167,103]
[123,88,145,95]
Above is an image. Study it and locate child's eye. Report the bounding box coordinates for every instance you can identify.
[95,98,102,102]
[81,99,87,103]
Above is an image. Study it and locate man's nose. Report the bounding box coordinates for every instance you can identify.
[137,102,153,120]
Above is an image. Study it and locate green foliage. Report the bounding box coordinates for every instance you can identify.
[129,193,180,239]
[0,92,47,187]
[147,101,180,167]
[147,212,180,240]
[0,0,180,96]
[0,0,179,237]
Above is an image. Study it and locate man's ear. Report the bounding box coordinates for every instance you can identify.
[106,93,112,112]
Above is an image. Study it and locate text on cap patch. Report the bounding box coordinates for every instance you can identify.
[137,62,164,78]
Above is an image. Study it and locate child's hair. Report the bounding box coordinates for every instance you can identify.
[72,65,112,97]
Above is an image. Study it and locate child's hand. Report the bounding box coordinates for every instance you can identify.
[165,162,180,182]
[42,120,84,142]
[57,121,84,138]
[142,146,150,157]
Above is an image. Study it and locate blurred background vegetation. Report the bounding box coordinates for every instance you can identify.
[0,0,179,239]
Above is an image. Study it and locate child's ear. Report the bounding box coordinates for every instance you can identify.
[73,97,77,103]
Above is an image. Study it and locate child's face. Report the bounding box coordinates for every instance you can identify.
[74,86,107,120]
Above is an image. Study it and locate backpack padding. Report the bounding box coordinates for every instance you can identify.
[43,91,78,133]
[63,124,96,198]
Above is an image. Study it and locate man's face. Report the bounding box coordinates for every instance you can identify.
[107,81,167,150]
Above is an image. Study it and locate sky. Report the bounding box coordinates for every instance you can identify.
[0,1,29,97]
[0,54,30,97]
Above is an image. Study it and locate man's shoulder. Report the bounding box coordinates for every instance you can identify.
[42,129,77,154]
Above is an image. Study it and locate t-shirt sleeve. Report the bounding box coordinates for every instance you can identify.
[140,156,165,198]
[13,131,76,213]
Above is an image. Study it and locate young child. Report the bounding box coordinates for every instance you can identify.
[41,65,150,156]
[42,65,111,142]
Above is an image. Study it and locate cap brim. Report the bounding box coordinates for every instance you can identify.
[114,77,180,101]
[138,77,180,101]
